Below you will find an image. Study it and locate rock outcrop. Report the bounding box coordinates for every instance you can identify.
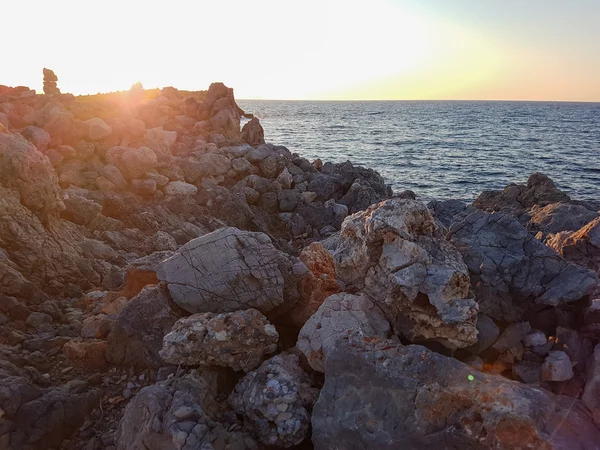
[42,68,60,95]
[449,209,598,322]
[333,198,478,350]
[312,333,600,450]
[160,309,279,372]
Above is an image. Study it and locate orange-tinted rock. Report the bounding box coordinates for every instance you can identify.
[63,339,108,369]
[289,242,339,328]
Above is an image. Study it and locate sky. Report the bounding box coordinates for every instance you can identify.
[3,0,600,101]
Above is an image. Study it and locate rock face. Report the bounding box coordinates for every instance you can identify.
[333,198,478,350]
[289,242,340,327]
[312,333,600,450]
[527,202,598,235]
[241,117,265,147]
[160,309,279,372]
[42,68,60,95]
[449,210,598,322]
[583,344,600,425]
[297,293,390,372]
[116,372,258,450]
[107,283,184,368]
[229,353,319,448]
[157,227,305,316]
[548,216,600,273]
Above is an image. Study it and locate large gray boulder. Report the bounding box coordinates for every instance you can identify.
[229,352,319,448]
[333,198,478,350]
[312,333,600,450]
[297,293,390,372]
[116,372,259,450]
[160,309,279,372]
[449,210,598,322]
[157,227,306,316]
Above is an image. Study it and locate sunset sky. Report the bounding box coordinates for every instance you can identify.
[5,0,600,101]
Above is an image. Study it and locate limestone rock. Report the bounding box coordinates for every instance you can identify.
[333,198,478,350]
[116,372,258,450]
[229,353,319,448]
[106,283,184,368]
[297,293,390,372]
[241,117,265,147]
[542,351,574,382]
[312,333,600,450]
[157,227,305,316]
[449,209,597,322]
[160,309,278,372]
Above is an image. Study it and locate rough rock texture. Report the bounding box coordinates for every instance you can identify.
[548,216,600,274]
[527,202,598,235]
[160,309,279,372]
[333,198,478,350]
[241,117,265,147]
[449,210,598,322]
[473,172,571,215]
[157,227,305,316]
[297,293,390,372]
[107,283,184,368]
[116,371,259,450]
[1,357,101,450]
[312,333,600,450]
[229,353,319,448]
[542,351,574,382]
[465,314,500,355]
[289,242,339,328]
[583,344,600,425]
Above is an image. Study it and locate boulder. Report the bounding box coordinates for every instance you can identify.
[527,202,598,235]
[229,353,319,448]
[333,198,478,350]
[163,180,197,196]
[449,210,597,322]
[297,293,390,372]
[84,117,112,141]
[144,126,176,160]
[241,117,265,147]
[119,146,158,180]
[20,125,51,152]
[465,314,499,354]
[542,351,574,382]
[312,333,600,450]
[106,283,184,368]
[116,372,258,450]
[160,309,278,372]
[547,216,600,273]
[157,227,305,316]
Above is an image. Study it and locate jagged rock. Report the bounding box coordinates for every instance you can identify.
[548,216,600,273]
[157,227,305,316]
[583,344,600,425]
[428,199,475,229]
[312,333,600,450]
[61,191,102,226]
[106,283,184,368]
[542,351,574,382]
[160,309,278,372]
[333,198,478,350]
[116,372,259,450]
[449,209,598,322]
[229,352,319,448]
[241,117,265,147]
[512,361,542,384]
[474,172,571,215]
[0,132,64,221]
[84,117,112,141]
[288,242,339,328]
[527,202,598,235]
[297,293,390,372]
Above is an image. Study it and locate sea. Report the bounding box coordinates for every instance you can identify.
[237,100,600,203]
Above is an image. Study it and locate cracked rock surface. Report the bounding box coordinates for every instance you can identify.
[229,353,319,448]
[160,309,279,372]
[449,209,598,322]
[312,333,600,450]
[332,198,478,350]
[157,227,305,316]
[297,292,390,372]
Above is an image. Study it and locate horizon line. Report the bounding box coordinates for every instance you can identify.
[238,98,600,103]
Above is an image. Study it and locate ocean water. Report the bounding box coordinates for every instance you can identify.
[238,100,600,203]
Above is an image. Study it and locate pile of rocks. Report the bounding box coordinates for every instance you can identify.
[0,75,599,449]
[42,68,60,95]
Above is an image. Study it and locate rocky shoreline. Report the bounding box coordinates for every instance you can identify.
[0,76,599,449]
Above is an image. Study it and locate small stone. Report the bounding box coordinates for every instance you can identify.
[524,330,547,347]
[542,351,574,382]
